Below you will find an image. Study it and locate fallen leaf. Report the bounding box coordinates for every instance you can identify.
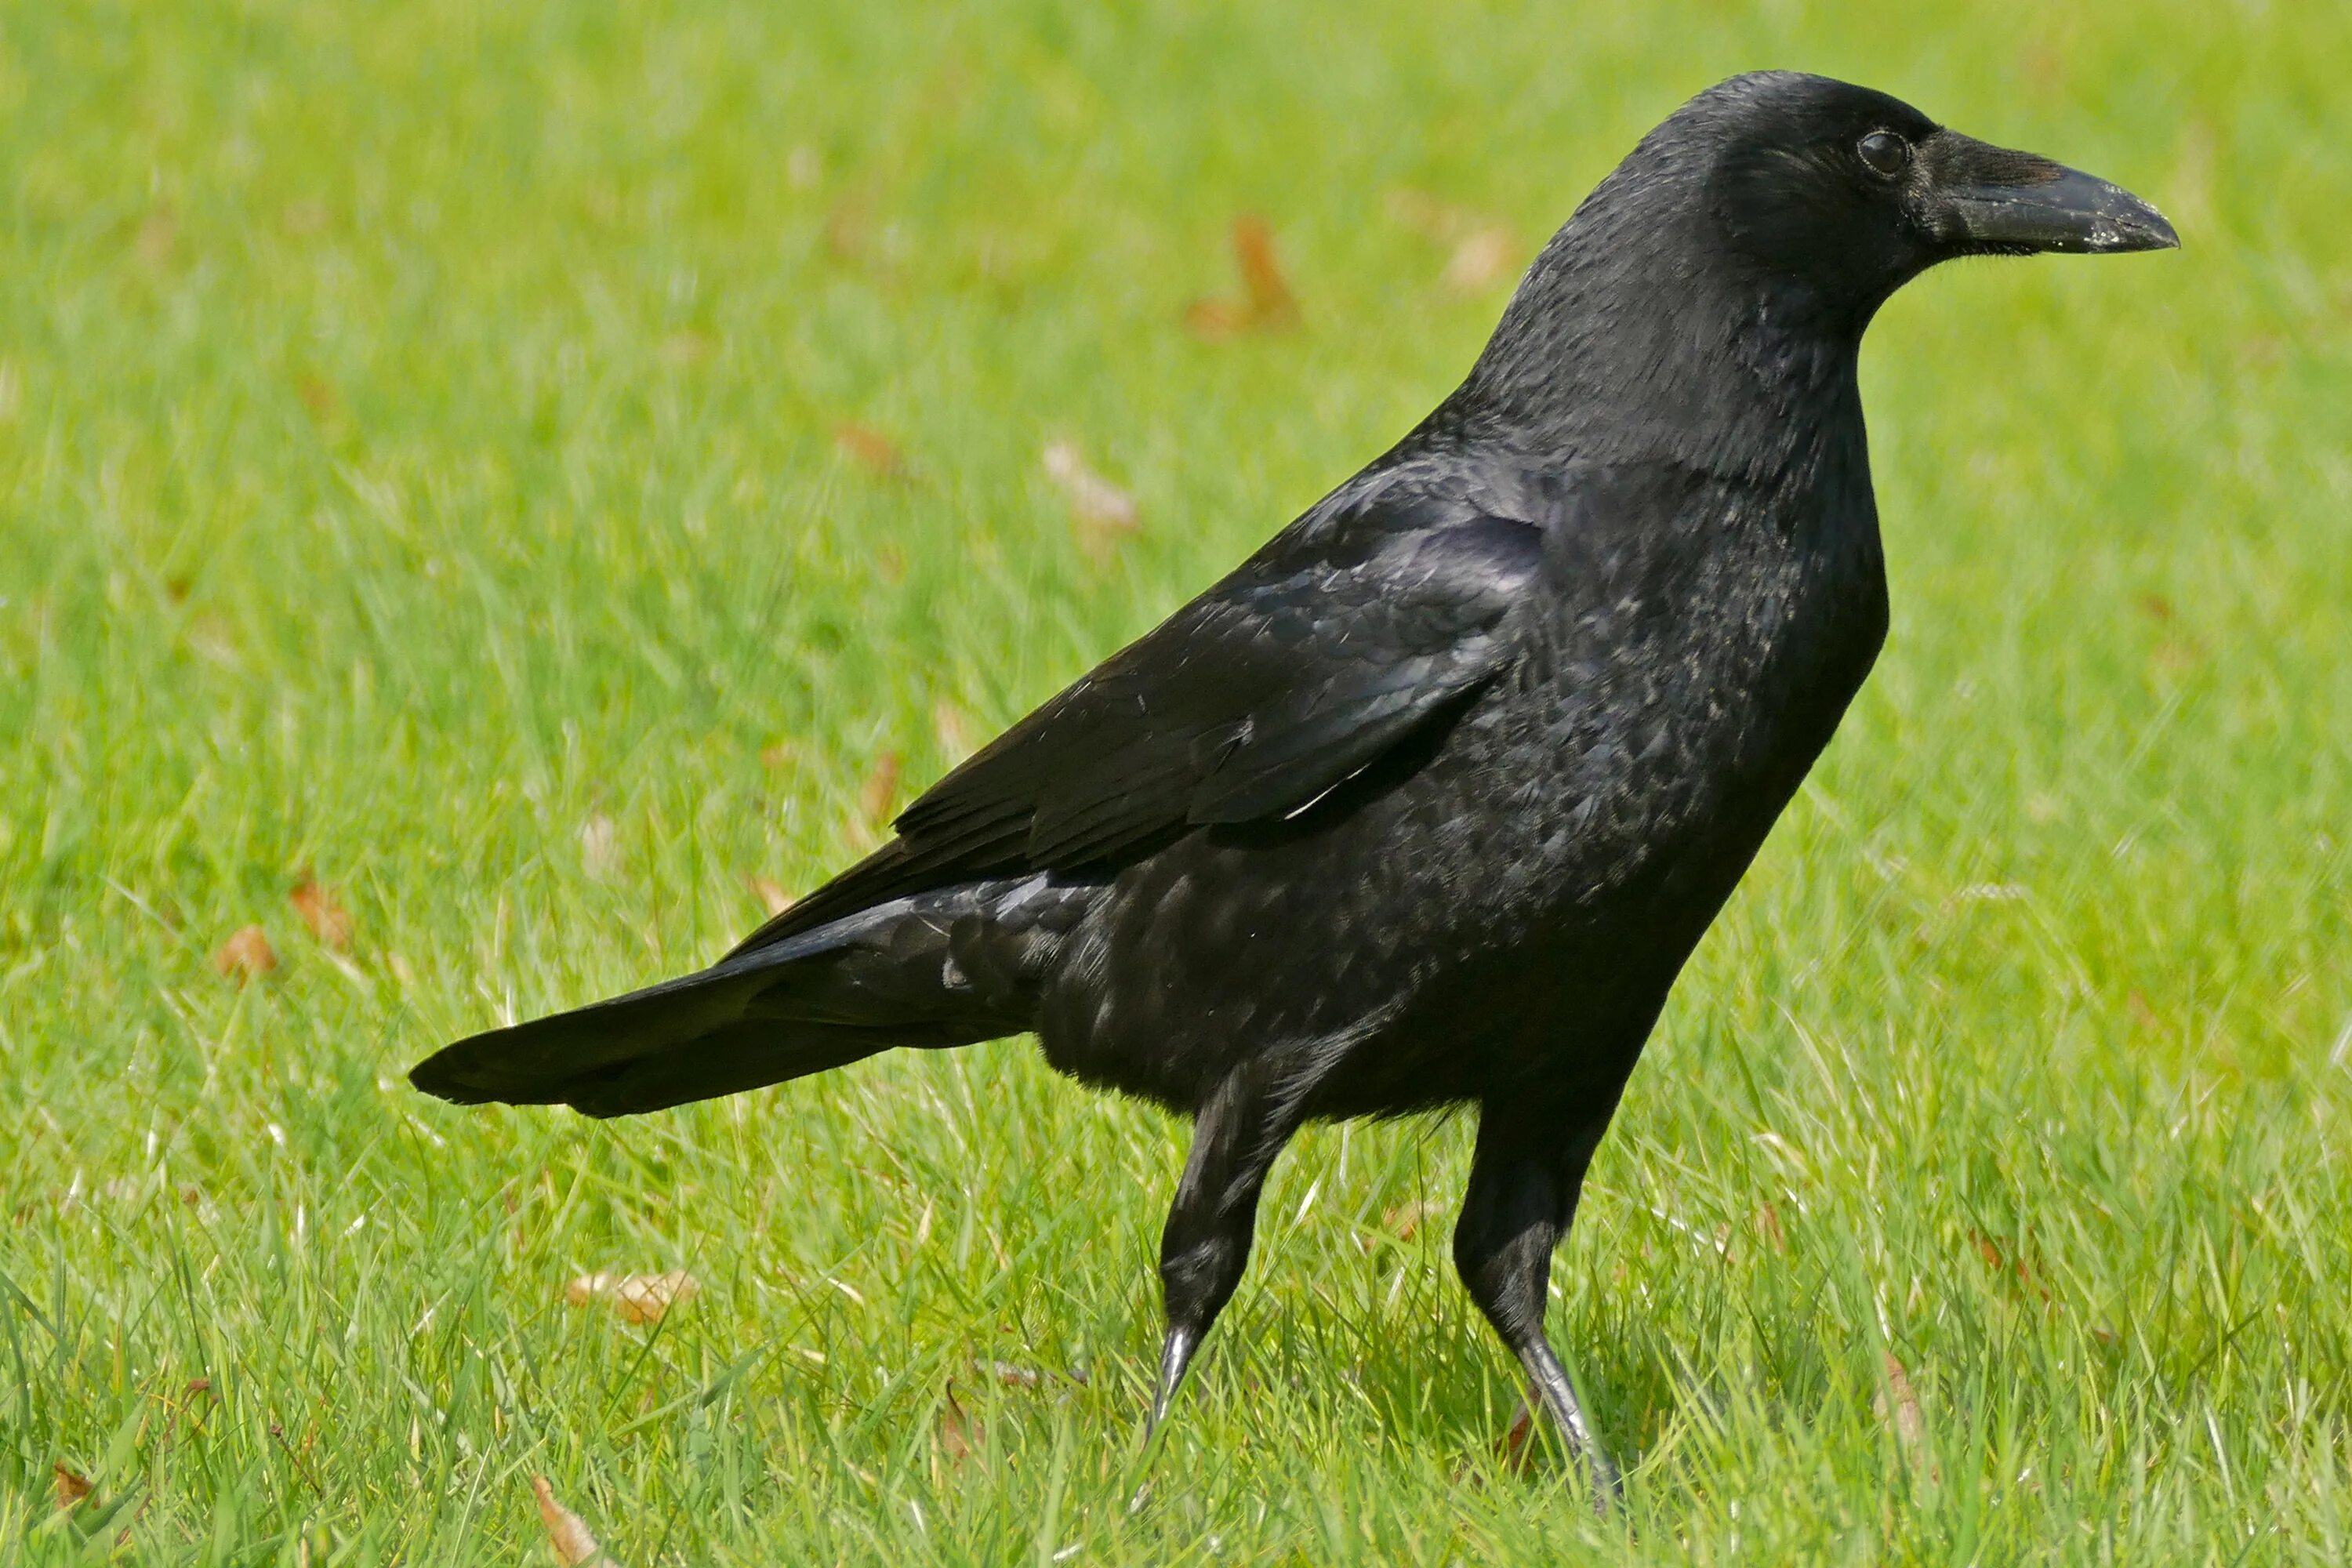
[1873,1352,1932,1474]
[579,815,620,879]
[295,373,341,423]
[289,880,353,950]
[1232,214,1298,325]
[53,1462,92,1511]
[212,925,278,982]
[532,1475,621,1567]
[1385,190,1523,296]
[1043,440,1140,561]
[2138,593,2176,622]
[859,751,903,827]
[935,1381,980,1469]
[1181,297,1251,339]
[1383,187,1464,241]
[615,1272,699,1324]
[1185,214,1298,337]
[1496,1399,1537,1474]
[759,741,796,772]
[1381,1200,1435,1242]
[1441,225,1521,296]
[1752,1203,1787,1254]
[564,1271,701,1325]
[1969,1229,2053,1304]
[934,702,980,764]
[746,877,794,917]
[833,423,904,477]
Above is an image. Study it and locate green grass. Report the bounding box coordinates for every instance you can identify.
[4,0,2350,1560]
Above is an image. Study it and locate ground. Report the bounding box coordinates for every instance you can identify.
[4,0,2350,1561]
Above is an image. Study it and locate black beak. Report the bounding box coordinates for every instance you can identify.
[1940,162,2180,256]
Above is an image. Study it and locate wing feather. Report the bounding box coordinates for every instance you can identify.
[728,499,1547,956]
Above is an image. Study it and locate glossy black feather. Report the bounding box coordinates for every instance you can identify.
[724,498,1544,953]
[408,70,2172,1477]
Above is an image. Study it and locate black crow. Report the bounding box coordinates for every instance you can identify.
[412,72,2174,1489]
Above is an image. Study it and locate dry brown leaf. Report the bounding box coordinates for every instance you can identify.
[1385,189,1522,296]
[1442,226,1521,296]
[1874,1352,1932,1473]
[2138,593,2176,622]
[833,423,904,477]
[564,1270,701,1325]
[933,702,980,764]
[1185,215,1298,337]
[579,815,620,879]
[1969,1229,2054,1304]
[289,880,353,950]
[1232,215,1298,326]
[859,751,903,827]
[615,1272,699,1324]
[1383,187,1462,241]
[1496,1399,1536,1474]
[53,1462,93,1511]
[1382,1200,1436,1242]
[1753,1203,1787,1254]
[1181,297,1251,338]
[295,373,341,423]
[212,925,278,982]
[1043,440,1140,562]
[936,1381,979,1468]
[532,1475,621,1567]
[746,877,794,917]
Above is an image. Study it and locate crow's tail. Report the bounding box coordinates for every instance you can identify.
[408,877,1089,1118]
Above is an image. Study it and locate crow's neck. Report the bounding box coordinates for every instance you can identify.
[1449,241,1870,488]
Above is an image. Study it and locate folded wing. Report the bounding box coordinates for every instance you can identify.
[731,496,1548,956]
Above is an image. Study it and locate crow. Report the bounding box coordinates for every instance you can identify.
[412,72,2174,1490]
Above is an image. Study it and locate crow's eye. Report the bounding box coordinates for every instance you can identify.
[1857,130,1911,178]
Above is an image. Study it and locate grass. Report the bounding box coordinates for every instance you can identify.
[4,0,2350,1559]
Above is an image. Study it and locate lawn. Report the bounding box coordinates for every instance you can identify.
[4,0,2350,1561]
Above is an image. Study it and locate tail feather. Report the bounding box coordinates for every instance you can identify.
[409,875,1093,1117]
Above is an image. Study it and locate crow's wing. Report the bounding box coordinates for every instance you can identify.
[730,499,1544,956]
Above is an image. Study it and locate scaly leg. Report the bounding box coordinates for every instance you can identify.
[1453,1103,1622,1498]
[1147,1062,1313,1432]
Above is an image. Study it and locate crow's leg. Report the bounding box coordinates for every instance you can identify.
[1453,1105,1621,1496]
[1148,1062,1311,1432]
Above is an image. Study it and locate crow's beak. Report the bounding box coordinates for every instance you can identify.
[1942,162,2180,256]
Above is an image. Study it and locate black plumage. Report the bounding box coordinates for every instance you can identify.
[412,73,2174,1488]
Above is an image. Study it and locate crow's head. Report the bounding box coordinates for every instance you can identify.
[1693,72,2177,316]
